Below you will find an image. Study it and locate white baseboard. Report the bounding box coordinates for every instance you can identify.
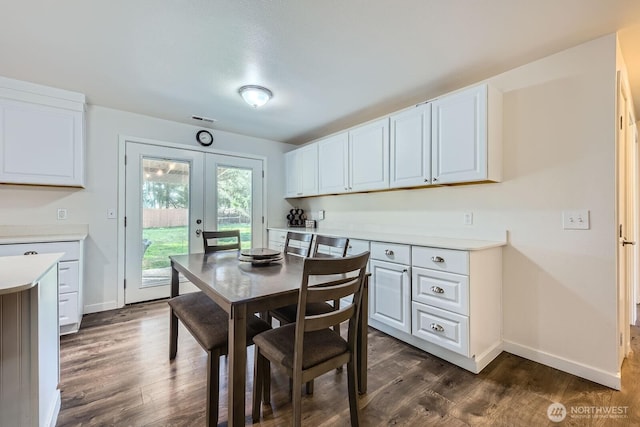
[502,339,621,390]
[84,301,118,314]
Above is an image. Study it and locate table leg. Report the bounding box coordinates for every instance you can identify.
[169,262,179,360]
[228,304,247,427]
[357,275,368,394]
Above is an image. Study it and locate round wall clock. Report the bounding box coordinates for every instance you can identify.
[196,130,213,146]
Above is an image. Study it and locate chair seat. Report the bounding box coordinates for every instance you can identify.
[253,323,348,370]
[168,292,271,350]
[271,301,334,324]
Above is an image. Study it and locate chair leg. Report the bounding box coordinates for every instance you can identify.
[252,350,263,422]
[262,358,271,402]
[206,350,220,427]
[292,372,303,427]
[347,360,360,427]
[169,309,178,360]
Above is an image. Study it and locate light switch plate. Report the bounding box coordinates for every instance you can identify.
[318,210,325,220]
[107,208,117,219]
[563,210,590,230]
[57,208,67,220]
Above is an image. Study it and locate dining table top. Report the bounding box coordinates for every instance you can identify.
[169,251,358,312]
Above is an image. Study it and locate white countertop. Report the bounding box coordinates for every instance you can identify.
[0,253,63,295]
[267,226,506,251]
[0,224,88,244]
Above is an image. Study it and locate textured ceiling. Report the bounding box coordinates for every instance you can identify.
[1,0,640,144]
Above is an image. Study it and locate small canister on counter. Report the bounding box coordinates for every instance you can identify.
[305,219,316,228]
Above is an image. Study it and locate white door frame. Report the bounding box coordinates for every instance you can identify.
[117,135,268,307]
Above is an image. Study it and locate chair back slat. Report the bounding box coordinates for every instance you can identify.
[305,305,355,332]
[312,235,349,258]
[284,231,313,257]
[306,277,360,303]
[202,230,241,253]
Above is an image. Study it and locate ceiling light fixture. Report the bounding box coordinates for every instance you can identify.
[238,85,273,108]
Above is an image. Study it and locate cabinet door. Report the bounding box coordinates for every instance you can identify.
[284,150,302,197]
[0,98,84,187]
[349,118,389,192]
[369,259,411,333]
[390,104,431,188]
[299,143,318,196]
[318,132,349,194]
[431,84,487,184]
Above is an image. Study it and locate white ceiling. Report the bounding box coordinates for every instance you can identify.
[2,1,640,144]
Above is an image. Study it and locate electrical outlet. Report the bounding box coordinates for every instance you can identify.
[463,212,473,225]
[318,210,325,220]
[562,210,590,230]
[57,208,68,220]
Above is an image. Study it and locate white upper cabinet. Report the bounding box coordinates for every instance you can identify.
[317,119,389,195]
[318,132,349,194]
[349,118,389,192]
[390,103,432,188]
[285,143,318,197]
[431,84,502,184]
[0,76,85,187]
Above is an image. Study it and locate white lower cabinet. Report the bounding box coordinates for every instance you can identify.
[369,242,411,333]
[267,230,287,252]
[368,241,502,374]
[0,239,84,334]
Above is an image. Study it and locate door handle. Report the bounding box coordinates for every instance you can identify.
[622,240,635,246]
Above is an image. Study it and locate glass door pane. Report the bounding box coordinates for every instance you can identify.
[205,154,264,249]
[141,158,190,287]
[215,165,253,249]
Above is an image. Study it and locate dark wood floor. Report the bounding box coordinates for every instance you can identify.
[56,301,640,426]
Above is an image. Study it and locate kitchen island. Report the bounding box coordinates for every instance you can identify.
[0,253,62,427]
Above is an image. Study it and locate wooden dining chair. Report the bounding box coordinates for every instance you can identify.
[270,235,351,394]
[252,252,370,427]
[312,235,349,258]
[283,231,313,257]
[271,235,350,328]
[202,229,241,253]
[169,229,270,427]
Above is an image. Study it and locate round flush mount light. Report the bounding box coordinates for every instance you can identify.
[238,85,273,108]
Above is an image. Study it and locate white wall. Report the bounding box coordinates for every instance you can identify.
[296,35,620,387]
[0,105,292,313]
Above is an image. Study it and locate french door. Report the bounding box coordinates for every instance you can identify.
[124,142,263,304]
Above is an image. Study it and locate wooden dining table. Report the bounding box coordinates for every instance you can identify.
[169,251,369,427]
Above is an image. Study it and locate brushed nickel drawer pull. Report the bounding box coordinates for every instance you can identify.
[384,249,394,256]
[430,323,444,333]
[431,286,445,294]
[431,256,444,263]
[24,251,38,255]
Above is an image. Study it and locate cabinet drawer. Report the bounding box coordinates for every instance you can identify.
[58,260,79,293]
[0,241,80,261]
[412,246,468,275]
[346,239,370,256]
[268,230,287,243]
[371,241,410,264]
[412,302,469,356]
[412,267,469,315]
[59,291,79,326]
